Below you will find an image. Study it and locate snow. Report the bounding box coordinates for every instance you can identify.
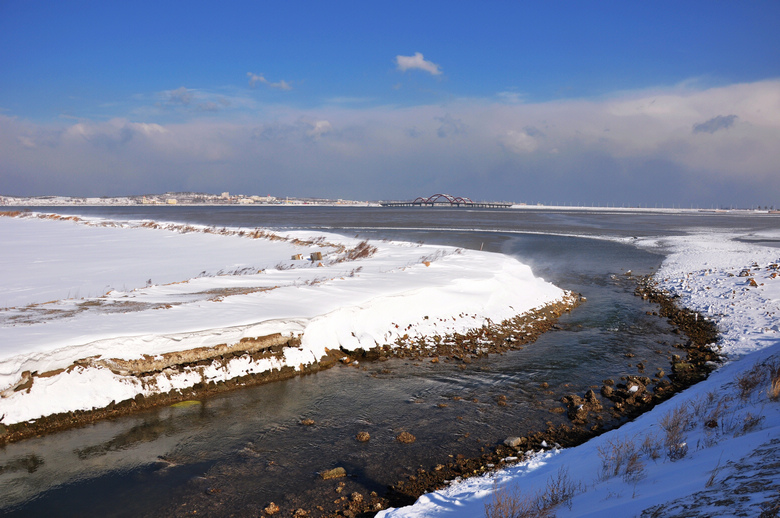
[4,213,780,516]
[0,213,567,424]
[380,229,780,518]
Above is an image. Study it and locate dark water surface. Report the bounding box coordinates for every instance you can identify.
[2,207,776,516]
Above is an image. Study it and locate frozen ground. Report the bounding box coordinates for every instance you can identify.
[380,230,780,517]
[0,212,567,425]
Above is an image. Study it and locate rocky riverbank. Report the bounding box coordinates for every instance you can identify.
[294,277,721,518]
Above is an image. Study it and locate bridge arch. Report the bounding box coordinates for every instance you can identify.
[380,194,510,209]
[413,193,474,205]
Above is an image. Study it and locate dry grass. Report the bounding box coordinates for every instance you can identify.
[484,483,538,518]
[641,433,662,461]
[738,412,765,436]
[484,467,581,518]
[705,454,724,488]
[623,451,647,483]
[597,436,646,483]
[540,467,580,510]
[659,405,690,461]
[598,436,637,480]
[345,240,377,260]
[769,361,780,401]
[737,363,765,400]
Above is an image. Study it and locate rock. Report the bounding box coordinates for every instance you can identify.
[293,509,308,517]
[562,390,604,423]
[672,361,695,373]
[356,431,370,442]
[601,385,614,398]
[584,390,603,411]
[396,431,416,443]
[263,502,280,515]
[561,394,589,423]
[504,436,525,448]
[350,492,363,503]
[300,418,315,426]
[320,467,347,480]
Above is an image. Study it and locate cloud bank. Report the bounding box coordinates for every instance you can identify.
[2,80,779,206]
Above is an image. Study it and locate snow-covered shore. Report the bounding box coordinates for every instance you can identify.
[0,212,569,426]
[380,231,780,517]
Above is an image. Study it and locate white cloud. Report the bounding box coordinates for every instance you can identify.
[247,72,293,91]
[497,91,525,104]
[62,118,166,145]
[500,130,538,153]
[395,52,442,75]
[306,120,332,139]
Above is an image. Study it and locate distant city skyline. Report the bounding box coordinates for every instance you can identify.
[1,1,779,206]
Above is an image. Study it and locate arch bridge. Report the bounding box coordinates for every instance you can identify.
[381,193,511,208]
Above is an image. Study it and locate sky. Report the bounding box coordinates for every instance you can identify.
[1,1,779,206]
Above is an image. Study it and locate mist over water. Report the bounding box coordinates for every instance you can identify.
[2,207,775,516]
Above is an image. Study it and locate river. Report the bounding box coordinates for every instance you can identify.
[1,207,777,516]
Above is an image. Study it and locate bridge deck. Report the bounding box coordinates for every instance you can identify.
[380,201,512,208]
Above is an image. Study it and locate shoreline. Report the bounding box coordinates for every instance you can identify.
[0,280,721,517]
[0,295,581,447]
[310,278,721,518]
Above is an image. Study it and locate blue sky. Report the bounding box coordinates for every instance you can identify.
[2,1,780,205]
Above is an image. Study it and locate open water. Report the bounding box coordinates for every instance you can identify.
[1,207,777,516]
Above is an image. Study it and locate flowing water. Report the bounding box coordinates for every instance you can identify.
[2,207,777,516]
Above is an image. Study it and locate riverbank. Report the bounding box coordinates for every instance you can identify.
[242,279,717,518]
[0,295,580,447]
[378,230,780,518]
[0,211,568,442]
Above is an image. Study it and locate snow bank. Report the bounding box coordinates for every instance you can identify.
[0,213,567,425]
[379,230,780,518]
